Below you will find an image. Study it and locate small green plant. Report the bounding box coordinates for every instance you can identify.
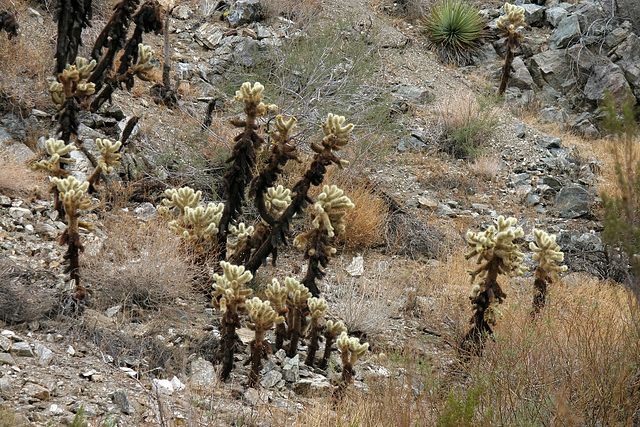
[601,91,640,309]
[460,216,526,357]
[496,3,525,95]
[423,0,485,66]
[530,229,567,316]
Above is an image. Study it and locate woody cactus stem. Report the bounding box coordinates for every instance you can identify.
[337,332,368,390]
[52,176,93,300]
[496,3,525,95]
[211,262,253,380]
[319,319,346,370]
[217,82,277,243]
[91,1,163,112]
[460,216,526,357]
[266,278,289,350]
[54,0,93,74]
[530,229,567,316]
[89,0,140,90]
[294,185,354,296]
[245,113,353,274]
[246,297,284,387]
[305,297,327,367]
[285,278,311,358]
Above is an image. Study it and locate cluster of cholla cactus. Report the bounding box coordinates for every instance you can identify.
[460,216,526,357]
[496,3,525,95]
[159,186,224,259]
[530,229,567,316]
[211,262,366,388]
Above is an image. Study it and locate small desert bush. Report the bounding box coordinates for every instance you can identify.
[82,214,198,311]
[438,91,498,159]
[423,0,485,66]
[0,3,53,110]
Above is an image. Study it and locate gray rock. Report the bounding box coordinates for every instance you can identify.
[550,14,580,49]
[282,354,300,383]
[510,57,534,90]
[521,3,546,26]
[555,185,590,218]
[260,370,282,388]
[546,6,568,27]
[190,358,216,388]
[538,107,568,124]
[529,49,569,88]
[539,136,562,149]
[172,5,193,19]
[110,390,133,414]
[293,375,333,397]
[10,341,34,357]
[0,353,16,366]
[225,0,263,27]
[583,61,632,106]
[195,23,224,49]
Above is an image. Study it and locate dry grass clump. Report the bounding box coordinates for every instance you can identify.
[0,157,47,197]
[437,90,498,159]
[0,258,61,325]
[467,154,501,181]
[0,2,53,110]
[82,214,198,311]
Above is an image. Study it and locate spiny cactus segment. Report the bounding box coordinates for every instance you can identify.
[337,332,369,387]
[530,229,567,315]
[212,261,253,380]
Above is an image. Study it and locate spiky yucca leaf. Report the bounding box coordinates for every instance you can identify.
[423,0,485,66]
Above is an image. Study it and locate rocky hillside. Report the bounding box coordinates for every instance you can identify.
[0,0,639,425]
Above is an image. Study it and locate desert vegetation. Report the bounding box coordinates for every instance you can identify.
[1,0,640,425]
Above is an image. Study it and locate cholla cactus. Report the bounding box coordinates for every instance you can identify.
[245,297,284,386]
[293,185,354,296]
[52,176,93,301]
[496,3,526,95]
[131,44,155,82]
[461,216,526,357]
[305,297,327,367]
[212,262,253,380]
[266,278,289,350]
[234,81,277,118]
[337,332,369,387]
[285,277,312,357]
[265,185,292,219]
[530,229,567,315]
[87,138,122,190]
[319,319,347,370]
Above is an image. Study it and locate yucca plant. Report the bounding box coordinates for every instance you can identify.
[423,0,485,66]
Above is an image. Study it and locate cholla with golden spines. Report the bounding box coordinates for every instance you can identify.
[31,138,77,176]
[530,229,567,281]
[235,81,278,117]
[466,215,526,281]
[131,44,155,82]
[265,185,292,219]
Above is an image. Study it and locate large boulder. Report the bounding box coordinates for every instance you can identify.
[583,61,633,107]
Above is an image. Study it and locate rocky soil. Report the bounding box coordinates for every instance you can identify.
[0,0,634,425]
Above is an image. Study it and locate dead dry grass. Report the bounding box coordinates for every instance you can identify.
[0,156,48,197]
[0,1,54,111]
[82,213,199,311]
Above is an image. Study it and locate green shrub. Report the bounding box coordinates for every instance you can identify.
[423,0,485,66]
